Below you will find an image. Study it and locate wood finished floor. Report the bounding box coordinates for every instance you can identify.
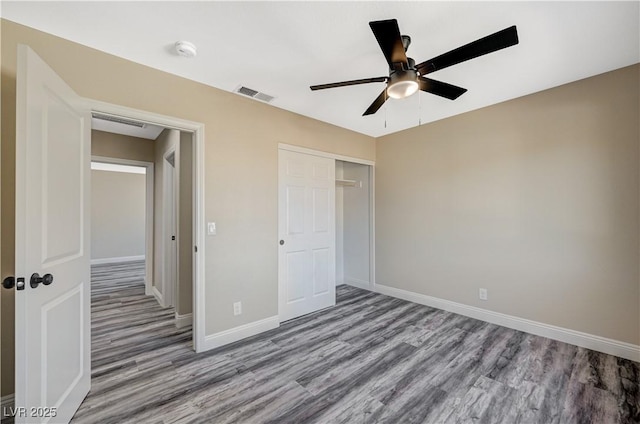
[71,261,640,424]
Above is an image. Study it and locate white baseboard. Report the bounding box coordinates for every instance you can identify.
[344,278,371,290]
[201,316,279,352]
[175,312,193,329]
[91,255,145,265]
[1,393,15,414]
[374,283,640,362]
[152,286,165,307]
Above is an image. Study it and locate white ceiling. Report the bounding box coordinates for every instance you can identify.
[4,2,639,137]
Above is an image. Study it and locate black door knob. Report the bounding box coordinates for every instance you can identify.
[30,273,54,289]
[2,276,15,289]
[279,240,285,245]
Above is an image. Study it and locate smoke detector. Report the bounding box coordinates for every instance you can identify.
[175,41,197,58]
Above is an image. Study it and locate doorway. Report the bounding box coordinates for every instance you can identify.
[86,102,205,352]
[335,160,373,291]
[90,157,154,295]
[90,117,197,331]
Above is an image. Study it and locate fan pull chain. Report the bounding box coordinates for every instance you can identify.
[418,92,422,126]
[384,90,387,129]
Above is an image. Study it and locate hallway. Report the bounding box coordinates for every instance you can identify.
[72,261,191,423]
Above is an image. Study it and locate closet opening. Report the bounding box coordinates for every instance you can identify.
[336,160,373,291]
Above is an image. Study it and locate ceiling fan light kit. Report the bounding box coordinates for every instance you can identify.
[387,69,419,99]
[310,19,519,116]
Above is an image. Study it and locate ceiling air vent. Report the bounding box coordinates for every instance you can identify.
[92,113,146,128]
[234,86,275,103]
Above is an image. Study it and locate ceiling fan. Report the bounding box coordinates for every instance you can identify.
[310,19,519,116]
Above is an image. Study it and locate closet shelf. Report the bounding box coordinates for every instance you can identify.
[336,179,359,187]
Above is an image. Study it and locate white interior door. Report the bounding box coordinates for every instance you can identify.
[278,149,336,321]
[14,45,91,423]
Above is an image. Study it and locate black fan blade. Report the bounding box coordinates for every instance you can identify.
[363,89,388,116]
[416,26,519,75]
[310,77,387,91]
[418,77,467,100]
[370,19,408,69]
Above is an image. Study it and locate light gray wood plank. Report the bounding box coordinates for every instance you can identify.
[63,262,639,424]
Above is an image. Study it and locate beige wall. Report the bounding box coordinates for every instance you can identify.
[91,169,146,260]
[0,19,374,396]
[178,132,193,316]
[1,18,16,398]
[0,13,3,391]
[376,64,640,345]
[92,129,155,163]
[342,162,371,284]
[336,162,344,285]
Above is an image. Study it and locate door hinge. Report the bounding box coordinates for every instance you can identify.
[194,246,198,253]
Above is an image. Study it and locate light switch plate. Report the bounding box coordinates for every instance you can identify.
[207,222,216,235]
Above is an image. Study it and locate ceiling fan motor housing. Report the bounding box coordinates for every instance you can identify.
[396,57,416,72]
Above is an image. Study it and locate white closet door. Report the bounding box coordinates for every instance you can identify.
[278,149,336,321]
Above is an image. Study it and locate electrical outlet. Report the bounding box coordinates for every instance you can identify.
[479,288,488,301]
[233,301,242,316]
[207,222,216,236]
